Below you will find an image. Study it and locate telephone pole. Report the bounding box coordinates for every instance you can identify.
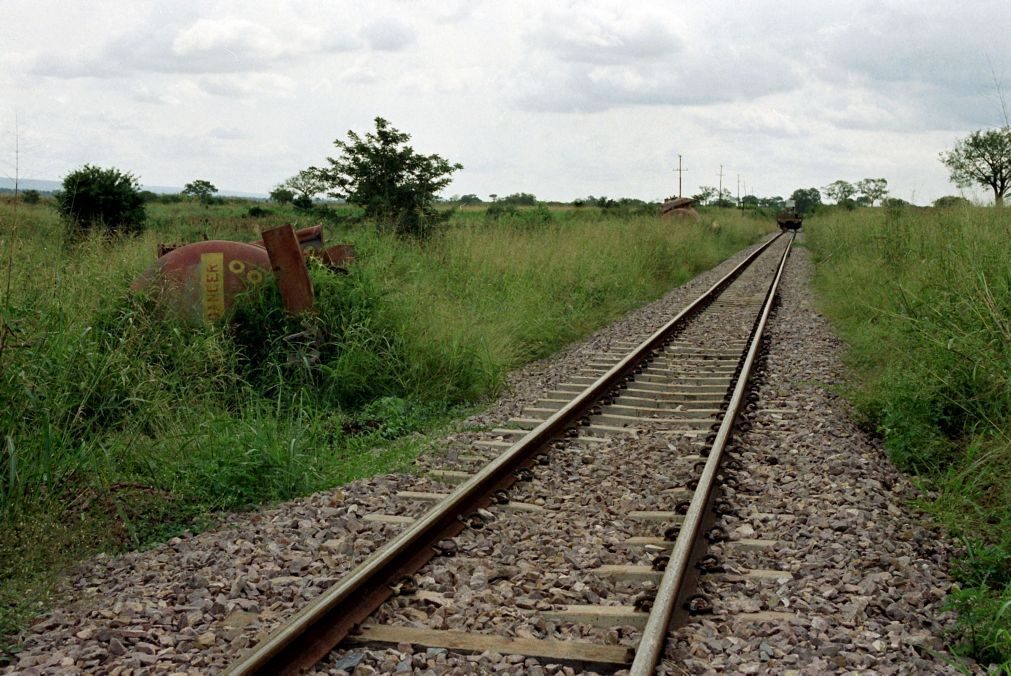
[736,174,741,207]
[717,165,725,205]
[674,155,686,198]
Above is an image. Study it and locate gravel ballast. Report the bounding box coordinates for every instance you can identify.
[4,236,971,675]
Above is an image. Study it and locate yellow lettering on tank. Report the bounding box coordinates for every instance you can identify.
[201,252,226,321]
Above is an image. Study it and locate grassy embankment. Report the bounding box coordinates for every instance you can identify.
[806,205,1010,666]
[0,198,772,650]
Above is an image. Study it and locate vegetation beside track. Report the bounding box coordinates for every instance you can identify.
[807,205,1011,667]
[0,198,771,652]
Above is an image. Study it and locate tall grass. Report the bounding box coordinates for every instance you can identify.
[806,205,1011,666]
[0,199,770,648]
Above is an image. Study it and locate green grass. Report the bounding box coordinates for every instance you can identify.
[0,197,771,655]
[806,204,1011,667]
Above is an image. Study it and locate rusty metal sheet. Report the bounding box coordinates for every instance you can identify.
[251,225,323,251]
[261,224,315,314]
[132,241,270,323]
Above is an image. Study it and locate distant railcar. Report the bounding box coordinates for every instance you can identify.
[776,209,803,231]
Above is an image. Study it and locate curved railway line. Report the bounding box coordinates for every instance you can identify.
[228,232,796,675]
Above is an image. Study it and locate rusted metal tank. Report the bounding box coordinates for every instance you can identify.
[661,196,701,222]
[131,241,271,323]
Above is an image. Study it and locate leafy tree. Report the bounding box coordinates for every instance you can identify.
[182,179,218,204]
[789,187,822,214]
[138,190,160,203]
[715,188,734,208]
[312,117,462,237]
[880,197,909,209]
[457,194,483,205]
[823,180,856,206]
[933,195,972,208]
[499,192,537,206]
[856,178,888,206]
[283,169,325,202]
[269,186,295,204]
[939,126,1011,207]
[21,189,40,204]
[56,164,146,235]
[758,196,786,211]
[740,194,760,209]
[692,186,716,205]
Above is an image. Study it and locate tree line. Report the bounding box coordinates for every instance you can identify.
[30,118,1011,238]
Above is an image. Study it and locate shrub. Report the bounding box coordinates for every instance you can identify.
[246,205,271,218]
[21,189,40,204]
[55,165,146,235]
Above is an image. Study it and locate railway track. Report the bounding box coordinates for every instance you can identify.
[228,232,795,675]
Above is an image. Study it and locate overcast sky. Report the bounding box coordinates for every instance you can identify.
[2,0,1010,204]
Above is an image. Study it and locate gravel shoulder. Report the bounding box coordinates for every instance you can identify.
[4,235,972,675]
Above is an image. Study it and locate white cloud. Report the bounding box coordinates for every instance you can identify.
[197,73,296,98]
[360,17,416,52]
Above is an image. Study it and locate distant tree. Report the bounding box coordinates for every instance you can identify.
[489,193,498,202]
[181,179,218,204]
[692,186,717,206]
[283,169,325,202]
[715,188,734,208]
[56,164,146,235]
[457,194,483,205]
[21,189,40,204]
[823,180,856,206]
[856,178,889,206]
[758,196,786,211]
[880,197,909,209]
[740,194,760,208]
[790,188,822,214]
[269,186,295,204]
[312,117,462,237]
[939,127,1011,207]
[499,192,538,205]
[933,195,972,208]
[138,190,159,203]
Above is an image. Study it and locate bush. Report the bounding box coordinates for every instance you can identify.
[246,205,271,218]
[21,189,40,204]
[55,165,146,236]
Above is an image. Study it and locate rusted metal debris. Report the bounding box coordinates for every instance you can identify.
[660,196,700,221]
[131,240,272,323]
[139,224,355,322]
[260,224,315,315]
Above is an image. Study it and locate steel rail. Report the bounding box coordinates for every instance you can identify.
[629,231,795,675]
[226,233,784,676]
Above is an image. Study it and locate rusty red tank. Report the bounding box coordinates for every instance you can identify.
[131,240,271,323]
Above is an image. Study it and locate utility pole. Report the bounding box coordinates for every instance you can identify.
[674,155,686,198]
[736,174,741,208]
[717,165,725,206]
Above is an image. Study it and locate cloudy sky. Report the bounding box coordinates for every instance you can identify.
[2,0,1010,204]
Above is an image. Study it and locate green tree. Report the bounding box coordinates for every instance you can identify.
[269,186,295,204]
[55,164,146,235]
[790,187,822,214]
[312,117,462,237]
[457,194,483,205]
[181,179,218,204]
[933,195,971,208]
[283,169,325,202]
[692,186,716,206]
[499,192,537,206]
[21,189,40,204]
[823,180,856,206]
[715,188,734,208]
[939,126,1011,207]
[856,178,888,206]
